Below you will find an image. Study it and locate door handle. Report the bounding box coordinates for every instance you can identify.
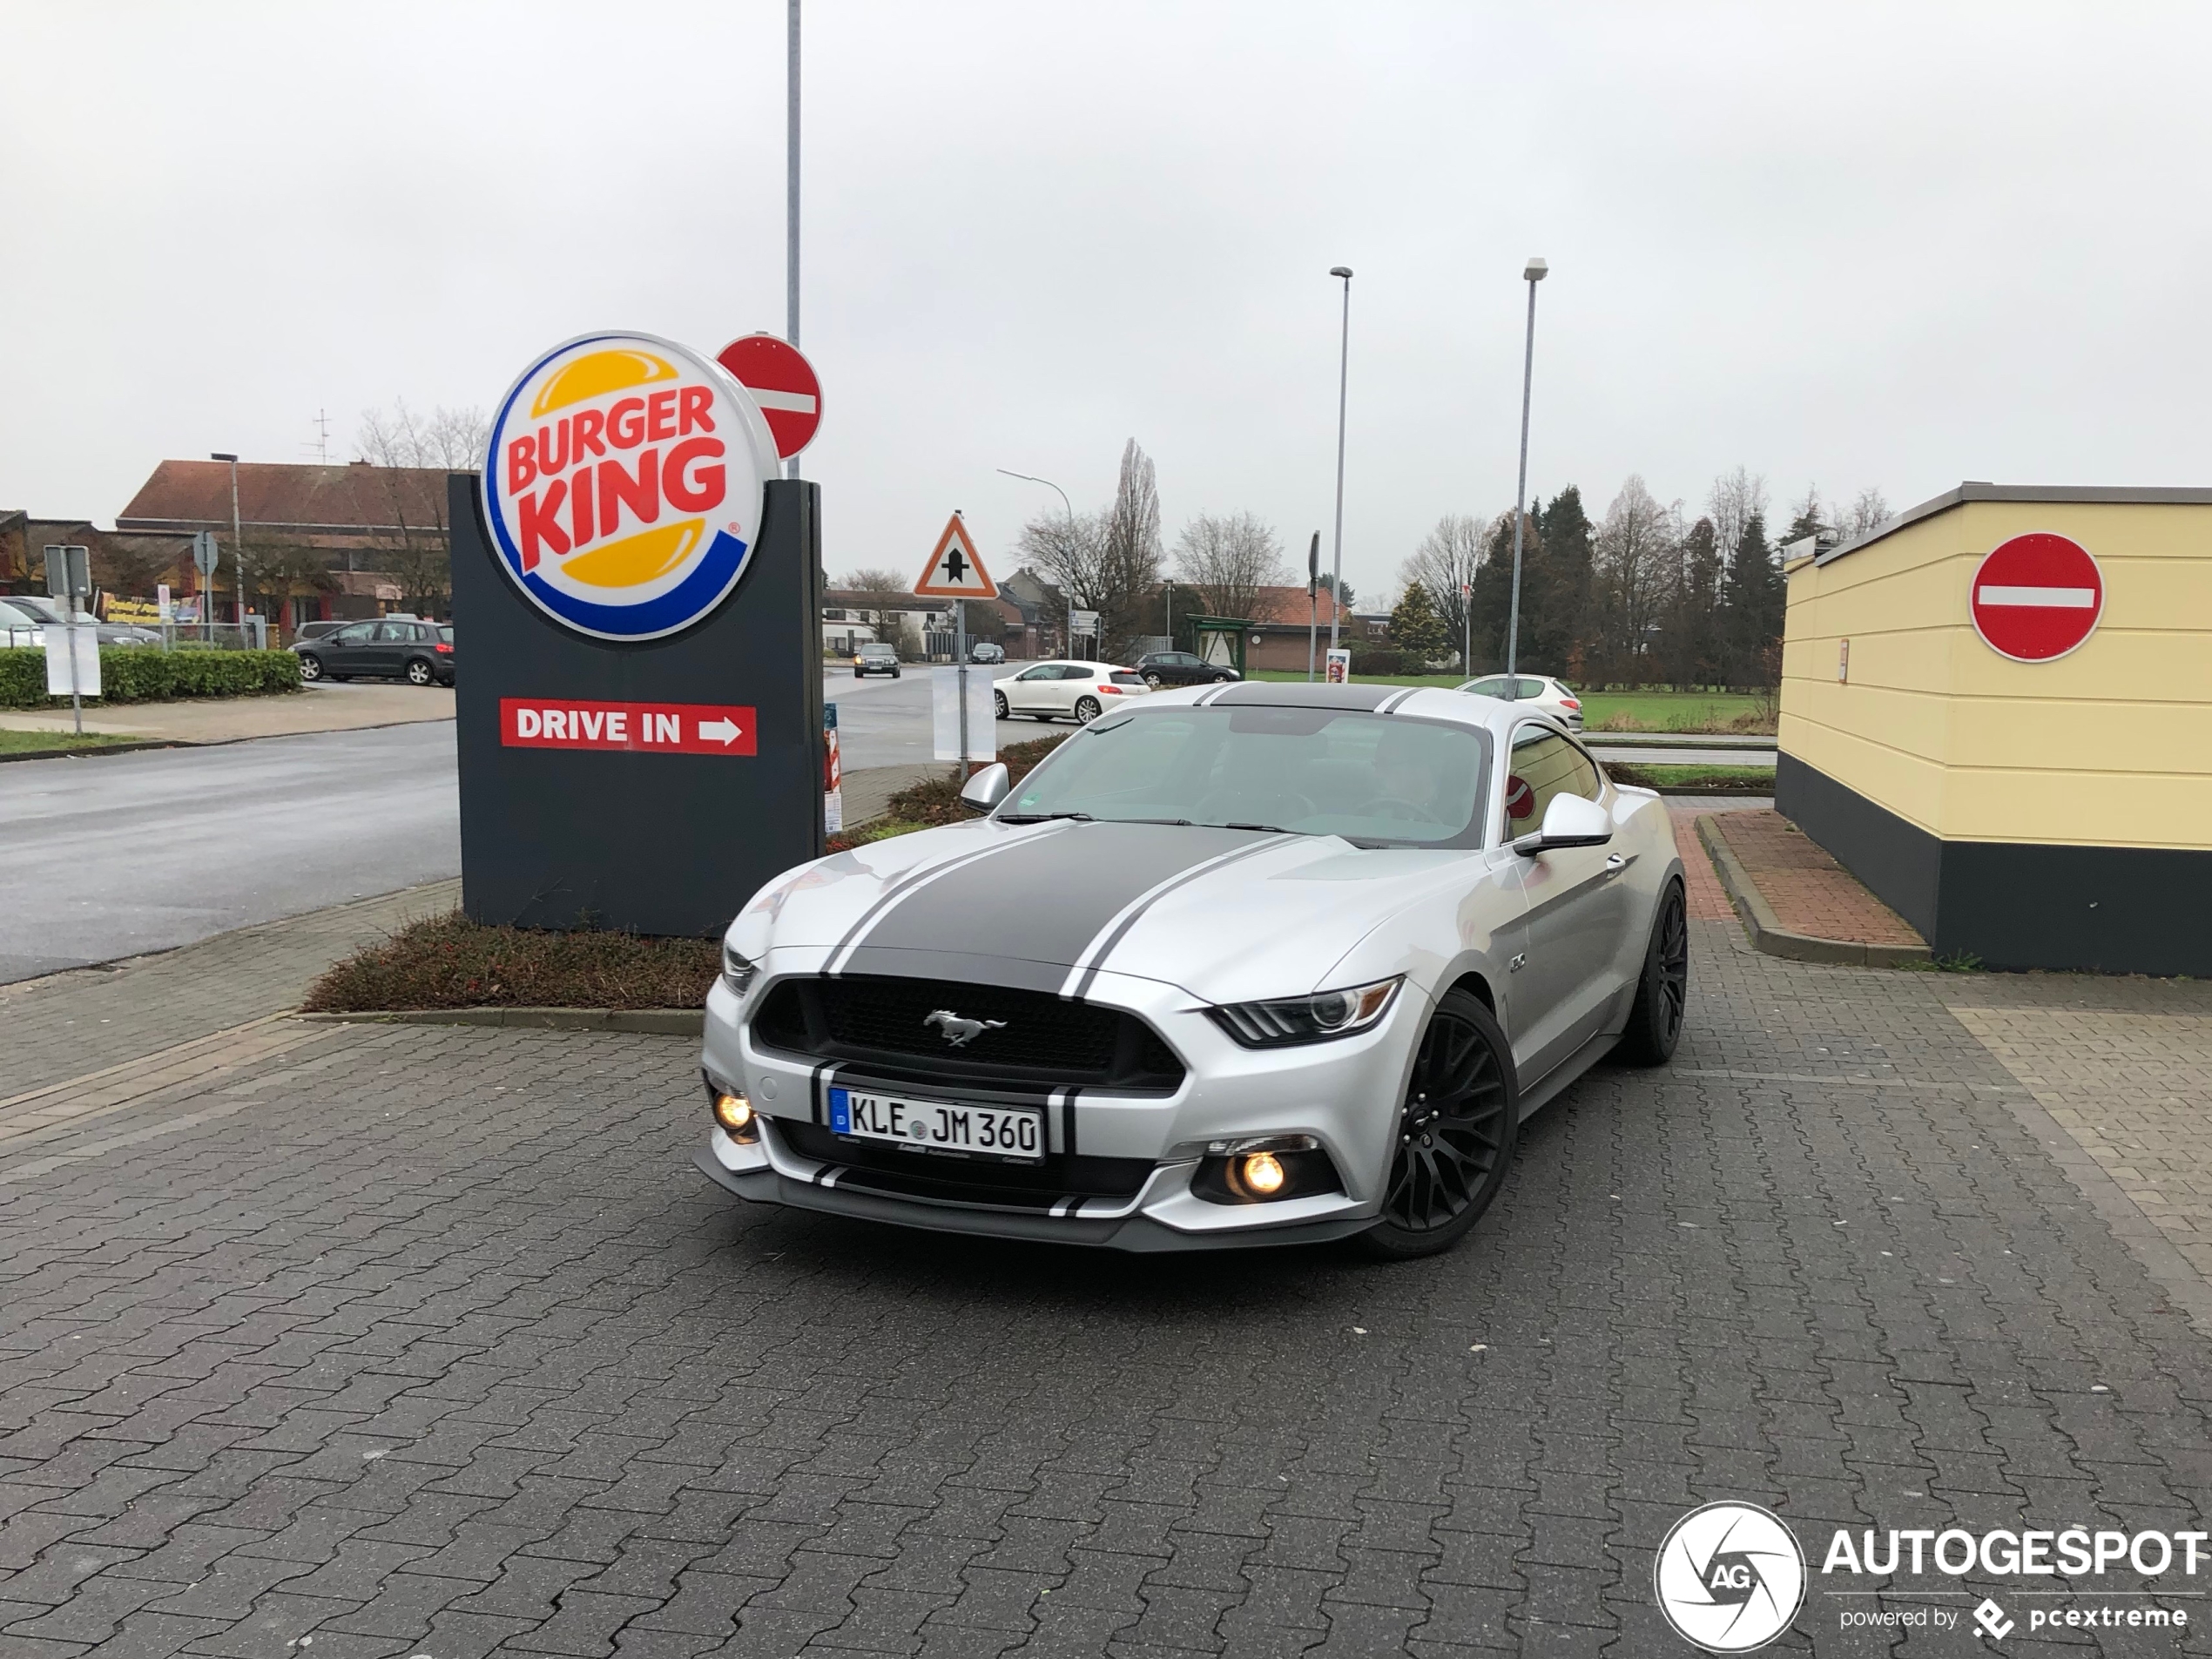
[1603,853,1634,877]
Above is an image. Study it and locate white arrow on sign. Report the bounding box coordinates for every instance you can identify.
[698,718,745,746]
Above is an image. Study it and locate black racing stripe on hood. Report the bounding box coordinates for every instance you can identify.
[833,947,1071,995]
[1208,681,1399,711]
[853,822,1278,970]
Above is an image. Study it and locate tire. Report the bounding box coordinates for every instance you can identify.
[1074,696,1102,724]
[1615,879,1689,1066]
[297,653,323,682]
[1358,988,1520,1259]
[853,670,863,678]
[405,658,435,686]
[1143,672,1163,689]
[994,691,1009,719]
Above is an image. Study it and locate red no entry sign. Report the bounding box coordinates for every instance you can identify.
[716,334,821,460]
[499,698,757,756]
[1971,533,2104,663]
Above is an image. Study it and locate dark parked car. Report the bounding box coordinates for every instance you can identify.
[852,642,900,678]
[967,641,1006,664]
[294,619,454,686]
[6,594,160,646]
[1133,649,1238,688]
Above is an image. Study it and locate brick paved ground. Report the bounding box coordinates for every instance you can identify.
[4,900,2212,1653]
[1668,803,1754,923]
[1710,811,1925,948]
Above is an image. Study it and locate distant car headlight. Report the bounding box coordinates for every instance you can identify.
[1207,976,1402,1047]
[721,941,759,996]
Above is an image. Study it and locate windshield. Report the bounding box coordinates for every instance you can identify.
[1001,705,1490,846]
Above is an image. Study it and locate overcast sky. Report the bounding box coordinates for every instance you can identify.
[6,2,2209,602]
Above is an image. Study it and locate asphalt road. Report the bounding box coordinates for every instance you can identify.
[827,658,1049,770]
[0,723,459,984]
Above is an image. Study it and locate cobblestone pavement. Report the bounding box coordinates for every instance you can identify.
[1708,811,1925,948]
[4,912,2212,1655]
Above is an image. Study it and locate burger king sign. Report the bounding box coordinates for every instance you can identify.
[484,332,779,642]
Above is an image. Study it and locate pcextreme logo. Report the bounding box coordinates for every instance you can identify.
[483,331,779,642]
[1654,1502,1807,1652]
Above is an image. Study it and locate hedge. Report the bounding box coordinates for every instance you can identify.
[0,648,301,709]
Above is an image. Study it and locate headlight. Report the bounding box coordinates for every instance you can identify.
[721,941,759,996]
[1208,976,1402,1047]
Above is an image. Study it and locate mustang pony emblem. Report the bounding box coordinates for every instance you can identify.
[924,1009,1007,1048]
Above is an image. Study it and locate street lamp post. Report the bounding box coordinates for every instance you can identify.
[211,452,242,637]
[785,0,801,482]
[1326,266,1352,652]
[997,468,1073,656]
[1503,257,1547,702]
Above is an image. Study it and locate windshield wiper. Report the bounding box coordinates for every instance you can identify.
[1204,821,1298,834]
[996,811,1094,824]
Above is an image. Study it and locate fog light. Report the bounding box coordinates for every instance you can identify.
[1236,1151,1285,1197]
[712,1091,756,1141]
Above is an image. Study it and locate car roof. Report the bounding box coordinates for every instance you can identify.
[1129,679,1535,731]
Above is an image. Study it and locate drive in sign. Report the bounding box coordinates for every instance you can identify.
[500,698,757,756]
[1971,533,2104,663]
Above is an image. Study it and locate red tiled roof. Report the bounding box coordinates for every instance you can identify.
[116,460,449,536]
[1245,584,1344,625]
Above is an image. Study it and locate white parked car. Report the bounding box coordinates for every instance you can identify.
[697,682,1687,1258]
[1457,672,1582,731]
[993,658,1150,724]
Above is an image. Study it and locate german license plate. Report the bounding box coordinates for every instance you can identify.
[827,1086,1044,1163]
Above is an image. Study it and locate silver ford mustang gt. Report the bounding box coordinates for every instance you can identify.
[696,681,1687,1258]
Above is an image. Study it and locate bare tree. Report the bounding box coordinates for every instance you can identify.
[1591,476,1682,675]
[1175,511,1285,620]
[354,399,489,615]
[1844,487,1892,537]
[834,568,915,655]
[1705,466,1770,565]
[1399,515,1486,665]
[1018,439,1164,659]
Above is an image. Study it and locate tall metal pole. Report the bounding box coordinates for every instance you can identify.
[996,469,1072,657]
[1504,259,1547,699]
[1326,266,1352,651]
[785,0,801,482]
[230,458,244,637]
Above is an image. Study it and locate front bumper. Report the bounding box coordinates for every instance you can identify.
[696,961,1426,1251]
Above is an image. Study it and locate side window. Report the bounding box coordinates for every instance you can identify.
[1519,678,1550,699]
[1504,724,1602,834]
[1466,677,1505,698]
[1016,665,1051,681]
[334,623,375,644]
[1055,664,1090,680]
[374,622,412,643]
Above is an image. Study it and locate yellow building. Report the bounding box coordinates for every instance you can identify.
[1777,483,2212,975]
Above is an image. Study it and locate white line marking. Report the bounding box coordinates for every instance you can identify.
[1978,585,2094,608]
[745,388,818,414]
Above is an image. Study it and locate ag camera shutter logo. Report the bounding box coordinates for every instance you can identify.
[483,331,779,642]
[1654,1502,1806,1652]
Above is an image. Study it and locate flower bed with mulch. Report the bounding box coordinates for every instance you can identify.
[303,911,719,1013]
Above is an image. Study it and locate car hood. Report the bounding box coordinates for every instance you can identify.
[733,817,1478,1004]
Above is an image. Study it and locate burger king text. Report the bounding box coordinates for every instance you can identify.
[503,388,725,572]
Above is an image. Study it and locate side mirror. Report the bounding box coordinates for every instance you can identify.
[960,762,1010,814]
[1513,791,1613,857]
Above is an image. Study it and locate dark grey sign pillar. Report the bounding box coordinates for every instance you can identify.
[450,472,825,937]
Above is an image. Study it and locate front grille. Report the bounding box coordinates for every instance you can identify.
[775,1120,1152,1208]
[752,974,1184,1094]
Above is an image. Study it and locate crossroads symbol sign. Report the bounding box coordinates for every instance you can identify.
[913,513,995,598]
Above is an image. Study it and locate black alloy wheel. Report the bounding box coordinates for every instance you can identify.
[1359,988,1519,1258]
[297,652,323,682]
[1074,695,1102,724]
[405,658,435,686]
[994,691,1009,719]
[1616,880,1689,1065]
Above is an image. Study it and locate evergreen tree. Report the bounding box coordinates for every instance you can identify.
[1721,511,1784,685]
[1527,486,1593,674]
[1388,580,1447,663]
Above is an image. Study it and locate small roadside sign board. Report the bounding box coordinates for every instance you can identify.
[717,334,822,460]
[1069,608,1100,638]
[192,530,218,576]
[44,625,100,699]
[914,515,995,597]
[1325,646,1352,684]
[498,698,758,756]
[1972,533,2103,663]
[44,544,91,600]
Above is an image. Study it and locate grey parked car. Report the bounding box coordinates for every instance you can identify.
[293,619,455,686]
[4,595,160,646]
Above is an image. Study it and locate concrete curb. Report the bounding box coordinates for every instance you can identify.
[1696,814,1931,968]
[298,1007,704,1035]
[0,738,190,764]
